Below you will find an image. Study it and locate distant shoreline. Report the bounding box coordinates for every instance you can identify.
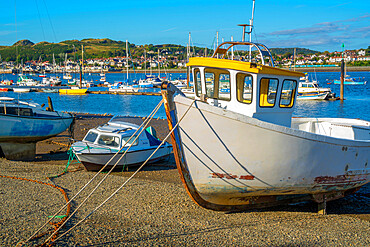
[1,66,369,74]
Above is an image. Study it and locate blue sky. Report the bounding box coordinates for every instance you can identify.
[0,0,369,52]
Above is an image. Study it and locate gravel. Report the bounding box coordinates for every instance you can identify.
[0,158,369,247]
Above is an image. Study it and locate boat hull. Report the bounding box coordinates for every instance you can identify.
[75,145,172,171]
[298,92,328,100]
[0,112,74,159]
[59,88,88,94]
[163,91,369,210]
[333,80,366,85]
[0,113,74,143]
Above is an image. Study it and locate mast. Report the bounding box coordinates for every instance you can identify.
[158,49,160,78]
[126,40,129,82]
[187,32,191,87]
[293,48,296,71]
[144,49,147,75]
[79,45,83,88]
[249,0,255,62]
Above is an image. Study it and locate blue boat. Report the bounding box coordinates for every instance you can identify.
[0,97,74,160]
[333,75,367,85]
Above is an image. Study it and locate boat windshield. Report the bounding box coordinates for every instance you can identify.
[84,131,98,143]
[97,135,120,147]
[122,134,139,147]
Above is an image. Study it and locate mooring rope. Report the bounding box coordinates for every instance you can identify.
[49,99,196,245]
[24,99,164,245]
[42,100,165,245]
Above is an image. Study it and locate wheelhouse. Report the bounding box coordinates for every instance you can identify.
[188,42,304,127]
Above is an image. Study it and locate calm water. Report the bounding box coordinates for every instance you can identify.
[1,71,369,121]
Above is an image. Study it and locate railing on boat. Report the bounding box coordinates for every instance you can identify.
[212,41,276,67]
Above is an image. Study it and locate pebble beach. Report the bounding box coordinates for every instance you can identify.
[0,114,369,246]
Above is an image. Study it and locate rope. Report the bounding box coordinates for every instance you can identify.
[23,99,164,245]
[0,175,70,247]
[50,99,196,245]
[43,100,165,244]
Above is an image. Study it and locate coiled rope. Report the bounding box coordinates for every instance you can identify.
[0,175,71,247]
[48,99,195,245]
[23,99,164,246]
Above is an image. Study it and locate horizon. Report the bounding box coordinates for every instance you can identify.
[1,1,369,52]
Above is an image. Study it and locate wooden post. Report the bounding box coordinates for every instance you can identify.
[340,59,344,101]
[318,195,327,215]
[47,96,54,112]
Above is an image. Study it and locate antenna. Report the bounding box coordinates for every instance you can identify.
[238,0,256,62]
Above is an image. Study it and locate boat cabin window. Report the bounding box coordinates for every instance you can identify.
[279,79,297,108]
[236,73,253,104]
[259,78,278,107]
[98,135,120,147]
[204,68,231,101]
[84,131,98,143]
[122,134,139,147]
[0,107,33,116]
[194,69,202,97]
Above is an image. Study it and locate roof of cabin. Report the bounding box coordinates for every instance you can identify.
[187,57,304,77]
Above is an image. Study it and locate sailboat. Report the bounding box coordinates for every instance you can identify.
[59,45,88,94]
[109,40,138,93]
[63,54,73,80]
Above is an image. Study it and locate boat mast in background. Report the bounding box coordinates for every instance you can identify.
[126,40,129,82]
[79,45,84,88]
[187,32,191,87]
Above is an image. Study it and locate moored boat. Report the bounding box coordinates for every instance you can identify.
[298,75,335,100]
[13,87,31,93]
[71,117,173,171]
[0,97,74,160]
[59,86,88,94]
[160,40,370,211]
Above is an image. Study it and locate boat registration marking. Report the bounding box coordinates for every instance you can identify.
[211,172,255,180]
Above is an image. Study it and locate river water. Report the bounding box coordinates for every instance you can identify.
[1,71,369,121]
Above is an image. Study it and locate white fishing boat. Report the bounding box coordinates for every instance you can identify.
[71,118,173,171]
[17,75,38,86]
[298,74,334,100]
[160,39,370,211]
[0,97,74,160]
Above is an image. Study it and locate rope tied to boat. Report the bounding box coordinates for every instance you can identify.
[48,99,196,245]
[23,99,165,246]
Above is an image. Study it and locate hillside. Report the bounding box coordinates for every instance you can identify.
[270,48,319,56]
[0,39,328,63]
[0,39,206,63]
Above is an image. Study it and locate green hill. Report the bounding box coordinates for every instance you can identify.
[0,39,206,63]
[0,38,320,63]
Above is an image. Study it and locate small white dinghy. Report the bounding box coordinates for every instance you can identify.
[71,117,173,171]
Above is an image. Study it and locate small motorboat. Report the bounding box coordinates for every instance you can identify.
[0,97,74,160]
[298,75,335,100]
[71,117,173,171]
